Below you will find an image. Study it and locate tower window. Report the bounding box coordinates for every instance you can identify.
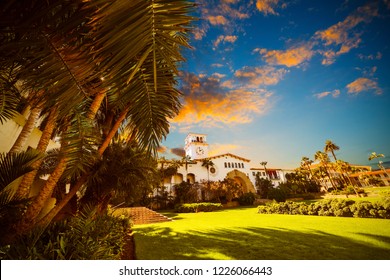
[224,162,227,168]
[228,163,231,168]
[235,163,238,168]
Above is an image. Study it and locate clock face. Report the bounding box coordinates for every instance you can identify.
[196,147,204,155]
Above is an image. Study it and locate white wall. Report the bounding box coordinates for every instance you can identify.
[0,113,60,153]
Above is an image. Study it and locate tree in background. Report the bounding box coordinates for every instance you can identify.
[260,161,269,179]
[324,140,340,161]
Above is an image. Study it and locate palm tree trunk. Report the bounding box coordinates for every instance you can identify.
[87,91,105,119]
[36,171,89,228]
[9,106,41,153]
[37,107,130,227]
[12,93,107,237]
[98,108,129,155]
[15,107,57,199]
[13,157,67,236]
[324,164,337,191]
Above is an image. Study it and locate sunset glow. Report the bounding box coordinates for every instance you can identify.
[160,0,390,169]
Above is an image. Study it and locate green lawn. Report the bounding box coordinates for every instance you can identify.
[133,206,390,260]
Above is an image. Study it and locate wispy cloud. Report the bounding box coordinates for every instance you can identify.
[209,143,243,156]
[171,73,274,130]
[255,0,287,16]
[234,66,288,87]
[314,89,341,99]
[211,63,225,68]
[315,2,379,65]
[214,35,238,47]
[255,2,380,67]
[207,15,229,25]
[195,0,251,42]
[358,52,382,60]
[346,77,382,95]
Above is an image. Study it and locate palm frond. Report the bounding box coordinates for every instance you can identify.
[0,149,44,193]
[59,110,101,180]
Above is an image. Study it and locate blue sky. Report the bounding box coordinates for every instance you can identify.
[159,0,390,170]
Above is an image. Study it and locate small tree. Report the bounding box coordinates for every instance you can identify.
[255,174,273,198]
[173,182,199,204]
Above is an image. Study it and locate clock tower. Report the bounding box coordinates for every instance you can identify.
[184,133,209,159]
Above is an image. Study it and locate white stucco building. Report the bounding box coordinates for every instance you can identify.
[160,133,292,195]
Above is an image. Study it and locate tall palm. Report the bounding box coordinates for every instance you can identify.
[301,156,314,180]
[260,161,269,179]
[369,152,388,176]
[324,140,340,161]
[202,159,214,183]
[314,151,337,191]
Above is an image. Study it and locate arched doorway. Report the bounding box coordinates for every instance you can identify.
[186,173,195,184]
[226,170,256,193]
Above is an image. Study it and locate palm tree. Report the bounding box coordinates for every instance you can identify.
[324,140,340,161]
[202,159,215,183]
[1,0,196,240]
[368,152,385,169]
[0,150,43,245]
[369,152,388,178]
[334,160,360,196]
[301,156,314,180]
[314,151,337,191]
[79,142,158,213]
[260,161,269,179]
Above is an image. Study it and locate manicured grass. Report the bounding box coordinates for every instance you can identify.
[133,206,390,260]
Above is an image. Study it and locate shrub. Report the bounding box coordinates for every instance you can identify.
[175,203,223,213]
[267,187,287,202]
[379,190,390,198]
[1,206,131,259]
[237,192,256,206]
[257,198,390,219]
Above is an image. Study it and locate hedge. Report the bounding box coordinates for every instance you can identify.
[257,198,390,219]
[175,203,223,213]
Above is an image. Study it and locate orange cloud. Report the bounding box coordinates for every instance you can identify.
[256,0,286,15]
[209,143,242,157]
[212,73,226,79]
[207,15,228,25]
[256,45,314,67]
[214,35,238,47]
[193,28,207,40]
[157,145,168,154]
[234,66,288,87]
[315,2,379,64]
[314,89,341,99]
[346,77,382,95]
[171,73,273,129]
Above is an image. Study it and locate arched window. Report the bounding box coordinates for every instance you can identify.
[224,162,227,168]
[228,162,231,168]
